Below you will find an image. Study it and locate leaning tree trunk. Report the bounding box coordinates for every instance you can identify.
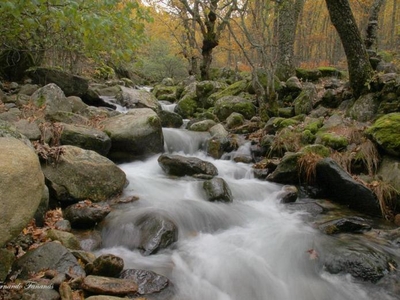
[325,0,374,98]
[275,0,305,81]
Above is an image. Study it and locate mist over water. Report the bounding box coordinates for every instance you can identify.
[98,127,397,300]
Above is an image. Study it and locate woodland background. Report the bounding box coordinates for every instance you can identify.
[0,0,399,83]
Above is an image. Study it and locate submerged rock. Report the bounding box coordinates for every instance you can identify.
[203,177,233,203]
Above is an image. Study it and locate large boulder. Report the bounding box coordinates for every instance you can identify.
[64,202,112,229]
[348,93,379,122]
[42,145,126,204]
[157,110,183,128]
[102,108,164,162]
[316,158,381,216]
[116,86,161,111]
[119,269,169,295]
[60,123,111,156]
[0,137,45,247]
[158,154,218,177]
[366,113,400,157]
[26,67,89,97]
[31,83,73,119]
[196,80,228,108]
[293,83,317,115]
[10,241,85,279]
[214,96,257,121]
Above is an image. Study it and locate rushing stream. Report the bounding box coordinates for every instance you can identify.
[96,114,398,299]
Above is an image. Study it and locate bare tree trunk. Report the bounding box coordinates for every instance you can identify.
[275,0,305,81]
[325,0,373,98]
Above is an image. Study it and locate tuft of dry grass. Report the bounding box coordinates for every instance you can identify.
[368,180,398,221]
[298,152,324,185]
[268,128,302,158]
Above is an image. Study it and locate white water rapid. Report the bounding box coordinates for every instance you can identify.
[97,124,397,300]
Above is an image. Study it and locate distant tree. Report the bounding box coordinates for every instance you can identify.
[325,0,374,98]
[364,0,386,52]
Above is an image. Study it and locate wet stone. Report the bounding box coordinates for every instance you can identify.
[318,217,372,235]
[82,275,138,296]
[87,254,124,277]
[119,269,169,295]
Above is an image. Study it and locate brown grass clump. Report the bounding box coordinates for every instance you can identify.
[368,180,398,221]
[298,152,324,185]
[268,128,302,158]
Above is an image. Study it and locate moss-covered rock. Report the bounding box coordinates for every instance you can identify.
[319,132,349,150]
[293,83,317,115]
[266,152,302,184]
[175,96,198,119]
[300,144,331,157]
[196,80,227,108]
[189,119,217,132]
[295,68,322,81]
[152,85,178,102]
[317,67,345,79]
[366,113,400,156]
[304,117,324,134]
[214,96,256,121]
[226,112,245,129]
[208,80,249,103]
[348,93,379,122]
[264,117,300,134]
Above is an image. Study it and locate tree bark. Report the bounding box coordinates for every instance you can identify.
[325,0,373,98]
[364,0,386,52]
[275,0,305,81]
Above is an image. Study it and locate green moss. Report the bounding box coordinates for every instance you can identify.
[317,67,344,78]
[295,68,322,81]
[271,117,300,129]
[319,132,349,150]
[366,112,400,156]
[37,95,46,107]
[147,115,161,128]
[209,80,248,102]
[304,118,324,134]
[301,130,315,144]
[175,97,198,118]
[301,144,331,157]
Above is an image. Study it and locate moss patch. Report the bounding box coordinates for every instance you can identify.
[366,113,400,157]
[319,132,349,150]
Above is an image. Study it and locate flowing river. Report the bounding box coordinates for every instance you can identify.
[95,112,398,299]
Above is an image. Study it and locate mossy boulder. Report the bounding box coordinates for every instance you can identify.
[214,96,256,121]
[317,67,345,78]
[266,152,302,184]
[208,80,249,103]
[158,110,183,128]
[366,113,400,156]
[175,96,198,119]
[293,83,317,115]
[226,112,245,129]
[295,68,322,81]
[196,80,228,108]
[300,144,331,157]
[189,119,217,132]
[303,117,324,134]
[264,117,300,134]
[153,85,179,102]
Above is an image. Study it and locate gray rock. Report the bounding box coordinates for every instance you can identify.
[158,154,218,177]
[116,86,161,111]
[119,269,169,295]
[136,212,178,255]
[42,145,126,204]
[26,67,89,97]
[189,119,217,132]
[348,93,379,122]
[267,152,301,185]
[11,241,85,279]
[60,123,111,156]
[278,185,298,204]
[31,83,73,118]
[46,229,82,250]
[64,202,112,229]
[0,248,14,281]
[316,158,381,216]
[14,118,41,140]
[102,108,164,162]
[203,177,233,203]
[0,137,45,247]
